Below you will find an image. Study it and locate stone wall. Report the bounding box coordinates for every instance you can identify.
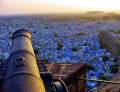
[99,31,120,56]
[98,31,120,92]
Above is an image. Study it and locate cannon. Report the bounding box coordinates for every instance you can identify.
[0,29,68,92]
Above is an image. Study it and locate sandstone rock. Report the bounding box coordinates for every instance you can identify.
[98,31,120,92]
[99,31,120,56]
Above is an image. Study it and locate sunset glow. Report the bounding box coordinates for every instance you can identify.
[0,0,120,15]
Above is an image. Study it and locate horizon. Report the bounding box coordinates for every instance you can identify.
[1,0,120,16]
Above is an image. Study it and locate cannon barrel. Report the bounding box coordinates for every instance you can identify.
[1,29,46,92]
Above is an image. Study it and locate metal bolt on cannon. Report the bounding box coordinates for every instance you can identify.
[0,29,68,92]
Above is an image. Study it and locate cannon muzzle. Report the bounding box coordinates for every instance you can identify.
[1,29,46,92]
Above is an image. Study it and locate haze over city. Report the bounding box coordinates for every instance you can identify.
[0,0,120,16]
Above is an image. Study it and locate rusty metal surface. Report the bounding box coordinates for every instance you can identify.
[11,29,35,57]
[1,29,46,92]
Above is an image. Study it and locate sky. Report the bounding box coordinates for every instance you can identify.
[0,0,120,16]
